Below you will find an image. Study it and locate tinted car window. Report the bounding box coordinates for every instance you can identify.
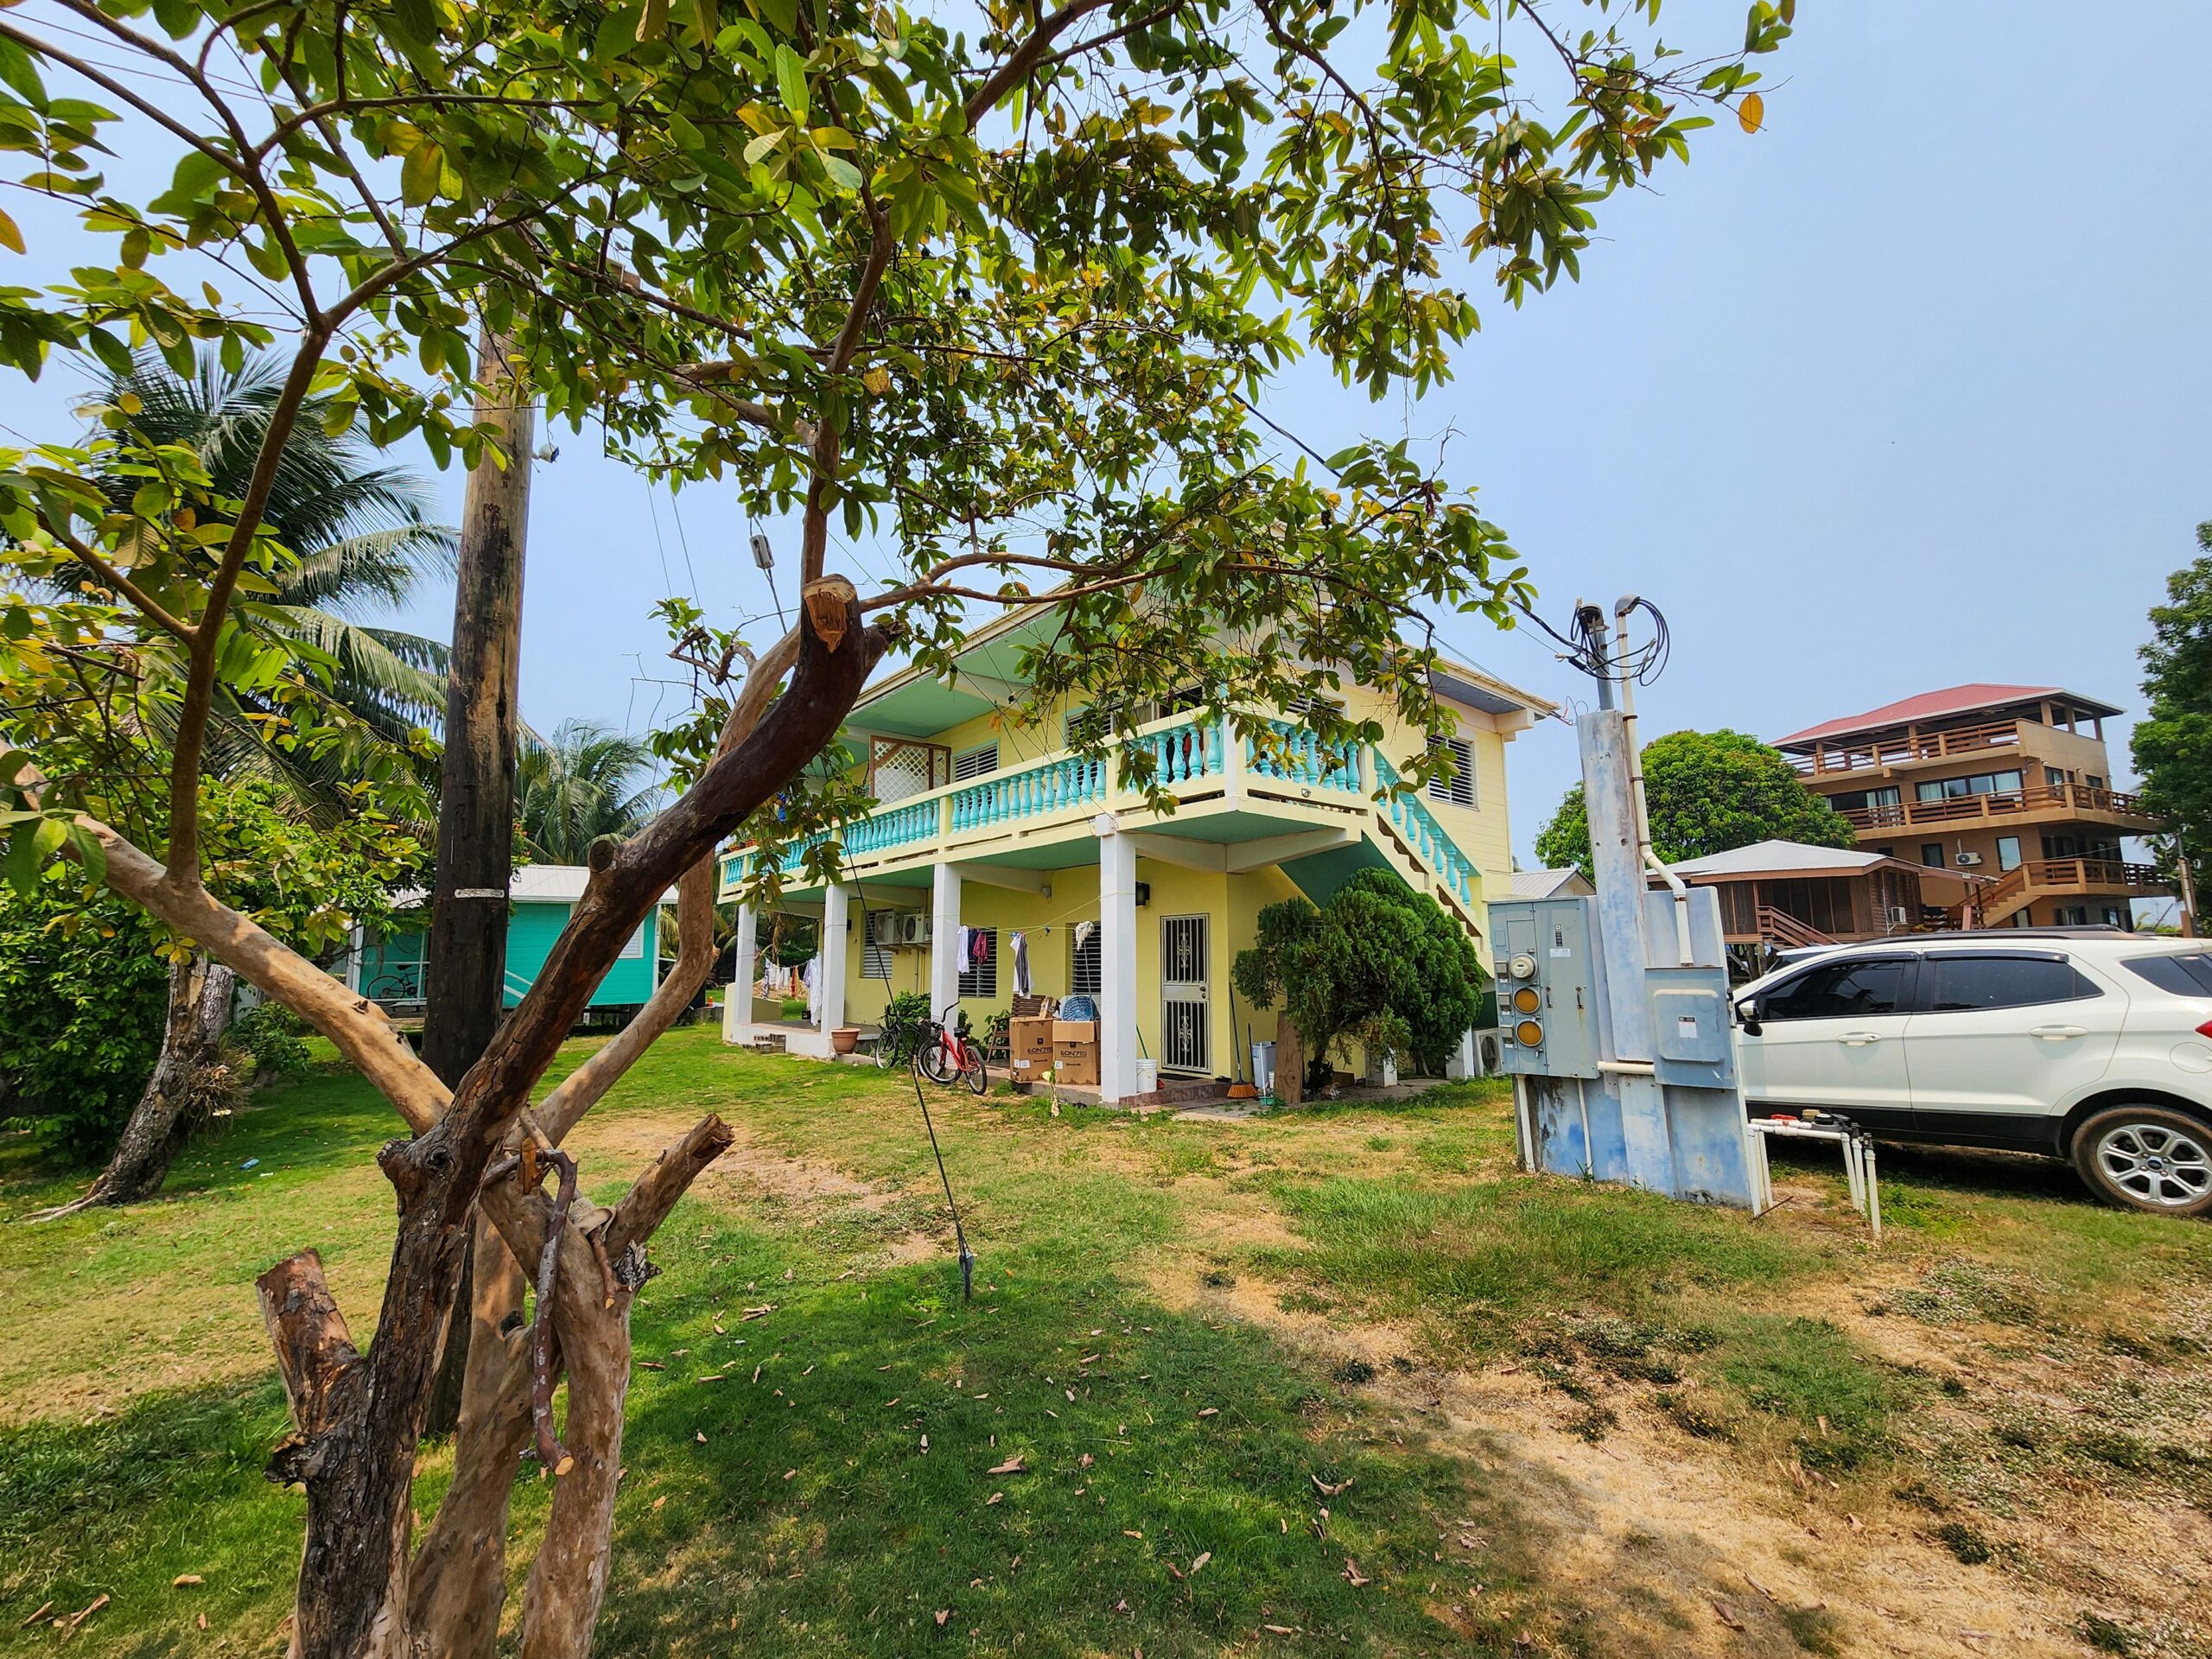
[1921,954,2098,1013]
[1759,957,1913,1020]
[2124,953,2212,997]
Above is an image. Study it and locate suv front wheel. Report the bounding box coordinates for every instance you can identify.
[2070,1104,2212,1216]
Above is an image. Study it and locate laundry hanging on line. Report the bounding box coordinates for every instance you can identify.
[1008,931,1032,996]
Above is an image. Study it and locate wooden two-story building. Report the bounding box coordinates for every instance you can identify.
[1774,684,2168,930]
[716,602,1549,1101]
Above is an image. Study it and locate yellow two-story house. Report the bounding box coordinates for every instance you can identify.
[717,603,1550,1102]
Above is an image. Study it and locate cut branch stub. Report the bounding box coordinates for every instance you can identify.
[256,1249,366,1485]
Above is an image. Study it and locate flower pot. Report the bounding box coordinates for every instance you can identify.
[831,1026,861,1055]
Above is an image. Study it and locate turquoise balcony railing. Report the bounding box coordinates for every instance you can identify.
[1126,716,1225,789]
[1244,720,1360,791]
[846,797,939,856]
[950,752,1108,831]
[1374,756,1479,906]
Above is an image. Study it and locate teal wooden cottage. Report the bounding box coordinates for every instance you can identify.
[341,864,671,1019]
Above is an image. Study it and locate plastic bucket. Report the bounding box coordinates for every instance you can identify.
[1135,1058,1160,1094]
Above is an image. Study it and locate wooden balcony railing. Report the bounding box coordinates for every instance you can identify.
[1791,719,2022,777]
[1835,781,2156,831]
[1975,857,2169,921]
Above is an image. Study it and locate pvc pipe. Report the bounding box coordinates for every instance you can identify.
[1613,601,1694,966]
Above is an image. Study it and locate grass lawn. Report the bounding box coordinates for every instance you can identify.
[3,1027,2208,1657]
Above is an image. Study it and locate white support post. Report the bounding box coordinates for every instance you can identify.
[931,862,962,1020]
[1098,819,1140,1103]
[722,903,757,1046]
[818,885,849,1040]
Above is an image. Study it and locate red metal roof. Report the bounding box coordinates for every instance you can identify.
[1777,683,2121,748]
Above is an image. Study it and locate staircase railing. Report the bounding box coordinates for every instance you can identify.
[1372,756,1478,907]
[1756,906,1835,950]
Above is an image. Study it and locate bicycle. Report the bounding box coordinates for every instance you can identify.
[875,993,933,1069]
[916,1003,988,1095]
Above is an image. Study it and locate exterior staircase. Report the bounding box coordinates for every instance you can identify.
[1755,905,1837,950]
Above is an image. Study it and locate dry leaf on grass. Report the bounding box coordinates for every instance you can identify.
[1712,1600,1745,1631]
[172,1574,203,1587]
[988,1455,1027,1475]
[1342,1558,1370,1587]
[1191,1551,1211,1574]
[1311,1474,1352,1497]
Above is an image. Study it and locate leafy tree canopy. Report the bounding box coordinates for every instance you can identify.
[2131,522,2212,878]
[1535,728,1856,882]
[1232,866,1483,1076]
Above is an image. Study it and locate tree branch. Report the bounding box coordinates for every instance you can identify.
[534,855,715,1141]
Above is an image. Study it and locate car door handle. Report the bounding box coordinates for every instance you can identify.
[2029,1025,2088,1039]
[1837,1032,1883,1046]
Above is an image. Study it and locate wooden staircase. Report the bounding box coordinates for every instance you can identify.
[1756,905,1837,950]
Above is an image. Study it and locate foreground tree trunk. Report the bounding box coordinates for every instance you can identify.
[39,954,236,1217]
[424,328,537,1436]
[238,584,878,1659]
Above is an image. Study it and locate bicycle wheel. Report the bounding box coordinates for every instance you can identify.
[917,1036,951,1084]
[963,1052,988,1096]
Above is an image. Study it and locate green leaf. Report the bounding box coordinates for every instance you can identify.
[0,207,20,257]
[774,44,809,119]
[401,141,442,207]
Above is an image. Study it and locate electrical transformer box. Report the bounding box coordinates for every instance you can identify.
[1490,897,1602,1081]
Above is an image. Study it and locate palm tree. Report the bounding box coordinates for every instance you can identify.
[516,721,659,864]
[95,350,458,743]
[36,353,459,1216]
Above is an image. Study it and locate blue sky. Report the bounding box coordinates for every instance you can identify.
[9,3,2209,872]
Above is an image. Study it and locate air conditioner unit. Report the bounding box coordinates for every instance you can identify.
[1885,906,1911,926]
[899,912,933,948]
[1955,851,1984,867]
[868,911,905,949]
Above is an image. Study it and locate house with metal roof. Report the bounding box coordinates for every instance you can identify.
[340,865,677,1023]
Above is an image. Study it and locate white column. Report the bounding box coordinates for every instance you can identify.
[1098,819,1140,1102]
[931,862,962,1018]
[721,903,757,1046]
[817,885,849,1038]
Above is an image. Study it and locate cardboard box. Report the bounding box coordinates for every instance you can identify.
[1052,1040,1100,1087]
[1052,1020,1098,1044]
[1010,1016,1056,1065]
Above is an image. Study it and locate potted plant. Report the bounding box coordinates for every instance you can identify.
[831,1025,861,1055]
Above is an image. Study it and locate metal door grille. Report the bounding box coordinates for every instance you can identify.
[1160,914,1209,1073]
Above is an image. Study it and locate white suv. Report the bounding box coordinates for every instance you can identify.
[1735,934,2212,1215]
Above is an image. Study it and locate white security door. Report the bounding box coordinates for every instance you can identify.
[1160,914,1210,1074]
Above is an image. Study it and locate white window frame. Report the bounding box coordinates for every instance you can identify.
[958,927,999,999]
[1426,735,1476,808]
[954,741,1000,782]
[1070,925,1103,996]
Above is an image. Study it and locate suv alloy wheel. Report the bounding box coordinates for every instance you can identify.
[2071,1104,2212,1216]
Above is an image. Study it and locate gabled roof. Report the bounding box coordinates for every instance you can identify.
[1666,839,1894,879]
[1505,868,1592,899]
[1663,838,1987,894]
[1777,683,2122,748]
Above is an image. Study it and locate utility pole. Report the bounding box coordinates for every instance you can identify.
[421,327,534,1433]
[2178,837,2199,938]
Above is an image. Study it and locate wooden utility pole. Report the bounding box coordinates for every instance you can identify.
[422,327,534,1433]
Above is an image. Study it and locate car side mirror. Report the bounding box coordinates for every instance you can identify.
[1737,1001,1763,1037]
